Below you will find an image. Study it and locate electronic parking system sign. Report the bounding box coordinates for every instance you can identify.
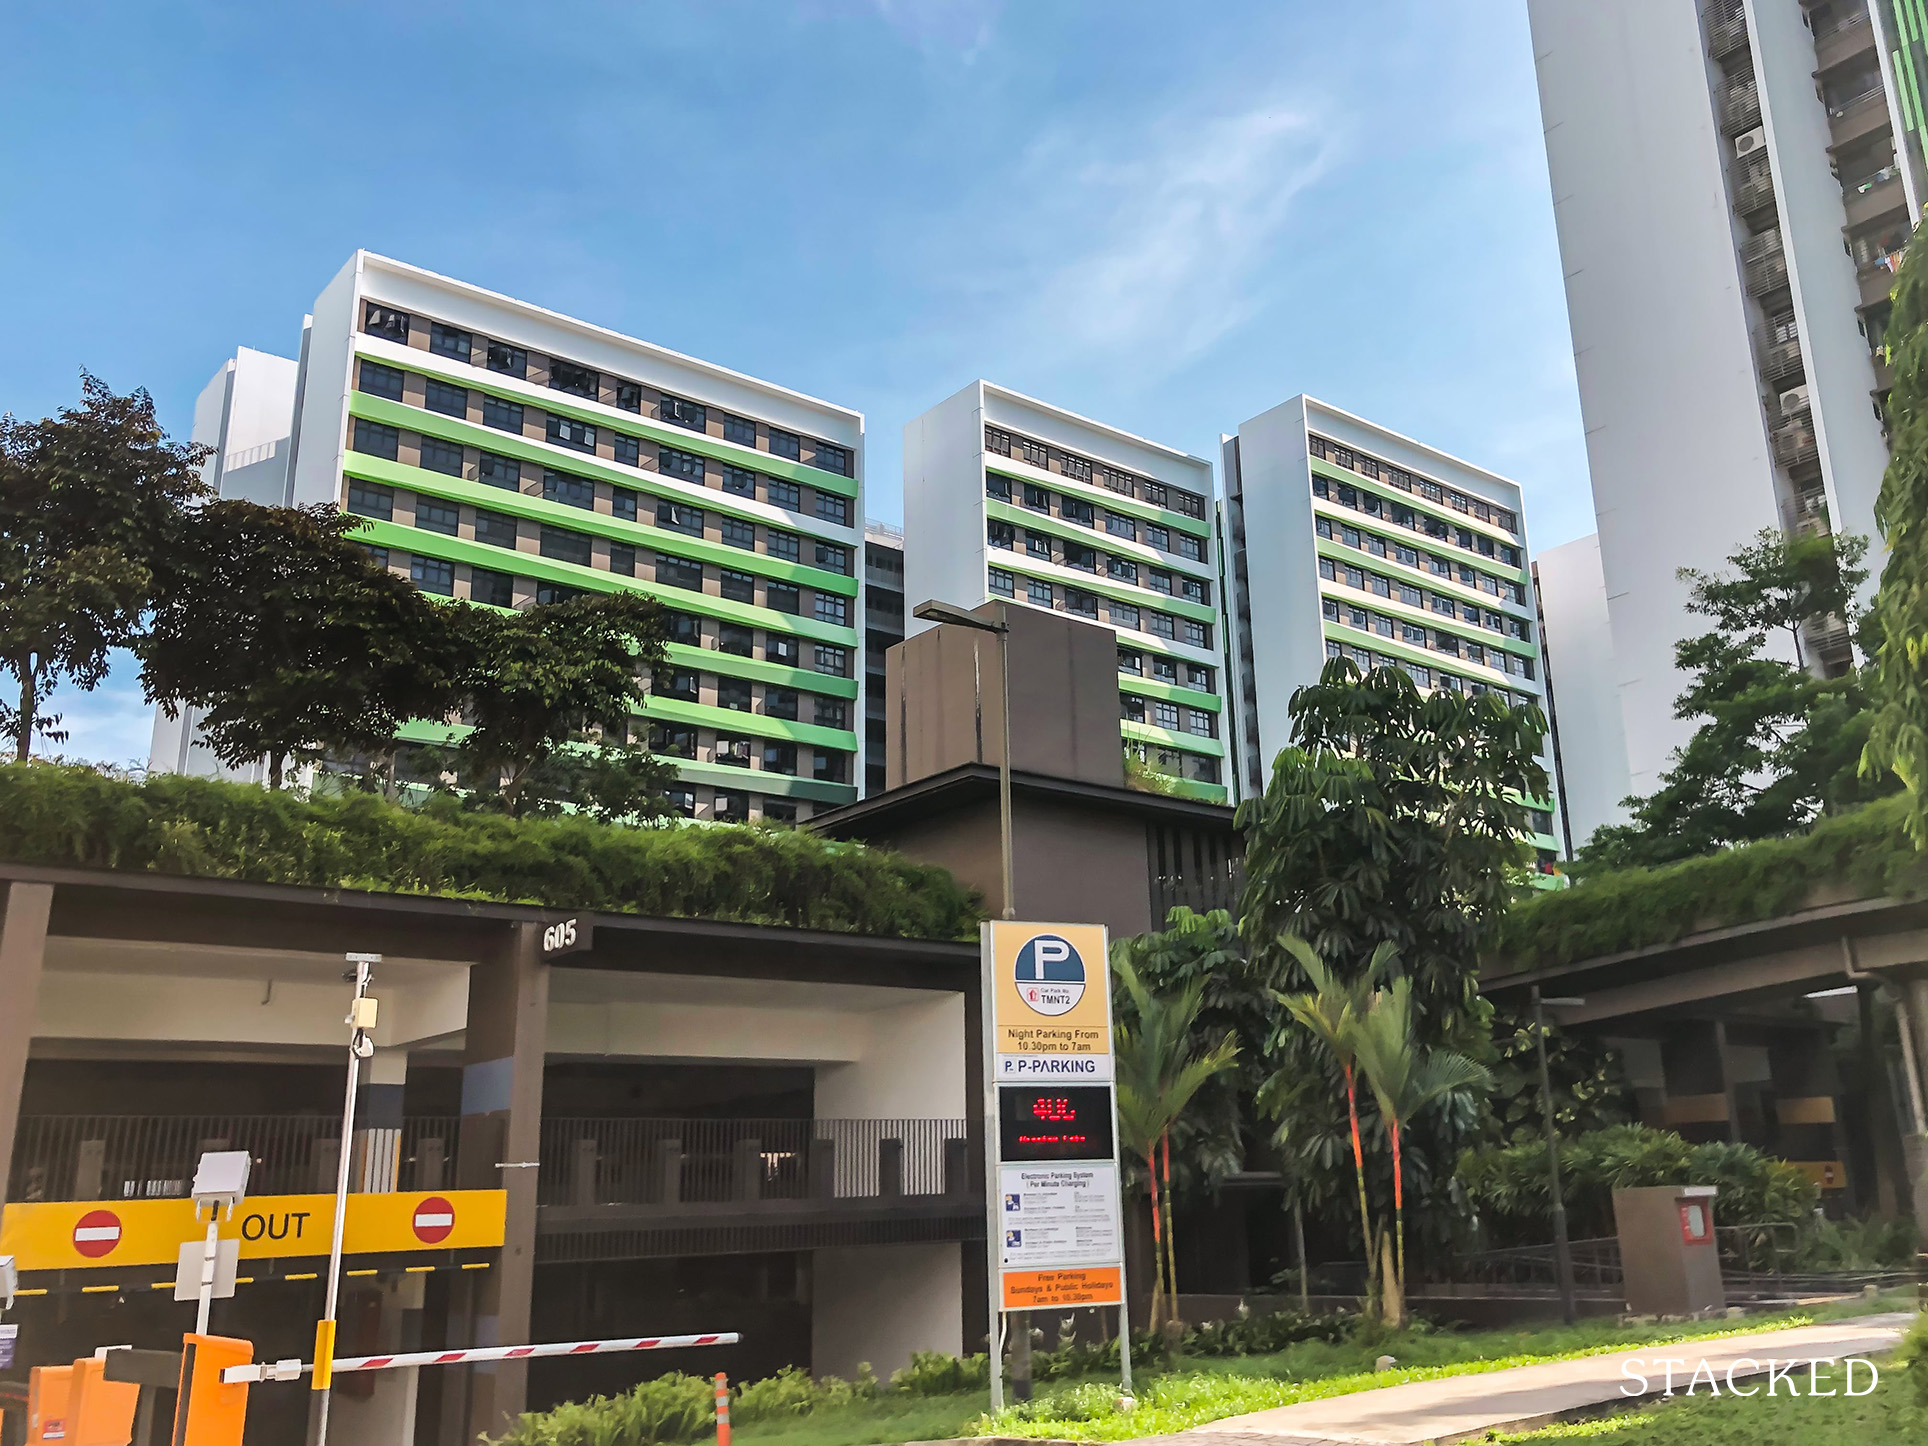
[981,920,1127,1382]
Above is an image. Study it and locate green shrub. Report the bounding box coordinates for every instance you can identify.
[1494,794,1928,968]
[1183,1308,1353,1357]
[730,1366,821,1424]
[0,762,982,939]
[889,1349,989,1395]
[487,1373,713,1446]
[1459,1124,1819,1245]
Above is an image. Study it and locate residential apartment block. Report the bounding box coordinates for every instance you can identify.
[862,522,906,794]
[158,252,867,822]
[903,382,1229,802]
[1220,396,1561,867]
[1528,0,1914,824]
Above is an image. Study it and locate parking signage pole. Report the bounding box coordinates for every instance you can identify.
[314,953,379,1446]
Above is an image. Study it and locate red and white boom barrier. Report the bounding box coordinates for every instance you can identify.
[224,1332,741,1384]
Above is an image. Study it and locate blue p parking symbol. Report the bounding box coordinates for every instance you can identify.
[1013,934,1086,1016]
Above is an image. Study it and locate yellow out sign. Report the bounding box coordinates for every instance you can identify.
[0,1190,506,1273]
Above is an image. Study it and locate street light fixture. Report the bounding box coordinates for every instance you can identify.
[1532,988,1586,1325]
[912,600,1014,921]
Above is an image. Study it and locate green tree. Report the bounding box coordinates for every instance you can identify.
[139,502,462,788]
[1584,527,1885,870]
[450,592,671,818]
[0,375,207,759]
[1866,219,1928,842]
[1486,1006,1631,1144]
[1111,952,1238,1331]
[1347,974,1491,1325]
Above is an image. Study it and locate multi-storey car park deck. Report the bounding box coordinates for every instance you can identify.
[282,252,866,823]
[904,381,1230,803]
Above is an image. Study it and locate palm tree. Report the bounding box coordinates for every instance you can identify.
[1348,975,1492,1325]
[1269,933,1392,1313]
[1112,952,1239,1331]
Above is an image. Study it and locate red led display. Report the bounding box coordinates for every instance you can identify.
[998,1085,1115,1162]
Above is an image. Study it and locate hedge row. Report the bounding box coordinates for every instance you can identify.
[0,764,983,940]
[1495,794,1928,968]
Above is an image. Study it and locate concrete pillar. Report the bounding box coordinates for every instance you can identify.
[1858,982,1908,1217]
[329,1272,426,1445]
[455,922,549,1440]
[812,1243,963,1378]
[0,882,52,1212]
[355,1046,409,1193]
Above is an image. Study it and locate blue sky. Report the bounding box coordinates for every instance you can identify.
[1,0,1589,767]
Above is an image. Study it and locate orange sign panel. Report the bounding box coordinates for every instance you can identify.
[1001,1266,1123,1310]
[0,1190,506,1273]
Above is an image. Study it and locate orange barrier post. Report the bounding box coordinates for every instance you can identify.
[26,1365,72,1446]
[714,1373,730,1446]
[172,1334,253,1446]
[65,1355,139,1446]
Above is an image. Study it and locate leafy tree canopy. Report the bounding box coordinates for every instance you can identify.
[1583,528,1888,871]
[0,374,207,759]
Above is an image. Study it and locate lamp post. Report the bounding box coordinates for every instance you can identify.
[315,953,380,1446]
[911,600,1014,921]
[1532,987,1585,1325]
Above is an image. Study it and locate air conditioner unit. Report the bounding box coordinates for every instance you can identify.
[1735,127,1768,159]
[1780,385,1811,415]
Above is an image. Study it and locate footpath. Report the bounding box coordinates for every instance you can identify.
[1128,1311,1914,1446]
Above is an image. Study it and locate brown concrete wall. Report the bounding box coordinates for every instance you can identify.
[887,604,1124,789]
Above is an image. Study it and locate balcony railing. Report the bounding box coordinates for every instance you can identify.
[1707,10,1749,59]
[1742,228,1788,296]
[1732,164,1776,220]
[535,1117,970,1208]
[8,1115,462,1203]
[1722,82,1762,134]
[1772,415,1820,474]
[1758,324,1804,385]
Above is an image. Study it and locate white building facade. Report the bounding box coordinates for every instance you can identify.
[1221,396,1561,867]
[1527,0,1912,816]
[903,381,1232,802]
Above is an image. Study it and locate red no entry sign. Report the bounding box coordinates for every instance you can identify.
[73,1208,123,1258]
[411,1197,455,1245]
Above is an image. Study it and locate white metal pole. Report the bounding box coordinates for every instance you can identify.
[981,923,1004,1415]
[314,956,375,1446]
[996,607,1014,923]
[195,1213,220,1335]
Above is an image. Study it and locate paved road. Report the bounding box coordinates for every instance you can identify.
[1124,1312,1915,1446]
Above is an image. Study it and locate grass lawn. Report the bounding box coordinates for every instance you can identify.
[736,1389,994,1446]
[1495,1356,1924,1443]
[977,1297,1919,1441]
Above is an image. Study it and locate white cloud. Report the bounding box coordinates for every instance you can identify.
[866,0,1004,59]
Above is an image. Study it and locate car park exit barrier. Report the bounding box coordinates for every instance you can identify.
[222,1331,741,1383]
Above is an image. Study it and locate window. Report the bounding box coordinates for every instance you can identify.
[410,554,454,594]
[1022,483,1050,512]
[1372,615,1394,638]
[714,788,750,820]
[767,478,800,509]
[769,428,801,461]
[812,643,847,674]
[612,381,641,414]
[475,509,518,549]
[609,542,636,577]
[764,689,799,721]
[722,466,756,497]
[363,304,408,342]
[1170,488,1205,520]
[1061,496,1094,526]
[1145,524,1170,552]
[1395,544,1419,568]
[550,359,598,398]
[815,594,849,626]
[815,492,851,527]
[543,471,594,510]
[763,741,799,775]
[612,434,640,468]
[757,531,797,564]
[718,676,752,711]
[419,436,464,477]
[1065,542,1096,572]
[1107,556,1139,584]
[812,440,851,476]
[1370,574,1392,598]
[714,737,752,769]
[416,497,459,535]
[546,415,595,453]
[724,414,756,447]
[1185,709,1215,738]
[1111,601,1140,629]
[985,427,1012,456]
[482,396,524,433]
[665,787,697,817]
[1148,612,1176,640]
[658,555,704,590]
[1117,649,1144,677]
[989,566,1015,598]
[347,480,394,520]
[1402,622,1427,646]
[652,724,696,758]
[1185,663,1213,691]
[1122,694,1147,723]
[657,499,704,536]
[814,541,849,574]
[815,697,847,729]
[428,322,473,363]
[659,446,706,483]
[721,517,756,550]
[1181,576,1207,604]
[1142,481,1167,508]
[364,545,390,571]
[1025,532,1051,560]
[352,419,399,461]
[647,393,703,431]
[1153,700,1180,730]
[1060,588,1095,618]
[538,525,591,567]
[813,750,848,783]
[358,360,404,401]
[1059,452,1092,483]
[768,581,801,614]
[988,520,1015,550]
[1151,656,1177,683]
[1433,631,1459,656]
[1398,582,1423,608]
[1323,597,1340,622]
[1020,438,1048,467]
[1319,558,1337,582]
[1177,534,1204,562]
[1027,578,1053,606]
[1149,569,1173,595]
[487,342,528,378]
[595,488,630,524]
[1182,619,1211,648]
[720,569,755,603]
[663,610,701,645]
[1105,513,1136,540]
[471,567,515,607]
[986,475,1012,503]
